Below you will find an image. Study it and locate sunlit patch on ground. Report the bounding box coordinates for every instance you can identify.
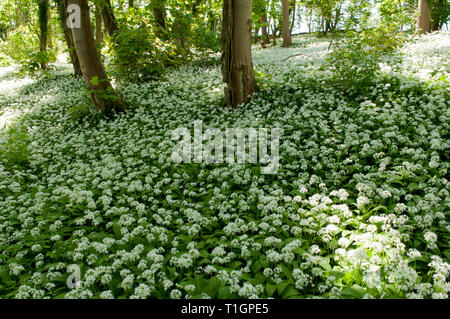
[0,67,34,130]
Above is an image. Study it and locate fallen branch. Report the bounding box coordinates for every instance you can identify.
[282,53,312,62]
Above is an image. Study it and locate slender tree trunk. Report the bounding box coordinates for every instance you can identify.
[178,0,201,52]
[430,0,446,31]
[48,26,54,49]
[210,17,218,33]
[95,5,103,45]
[38,0,49,70]
[55,0,82,77]
[324,20,331,35]
[99,0,118,37]
[260,13,270,47]
[417,0,431,33]
[221,0,258,109]
[331,2,342,33]
[128,0,134,8]
[281,0,291,47]
[68,0,126,113]
[290,0,296,33]
[272,25,277,45]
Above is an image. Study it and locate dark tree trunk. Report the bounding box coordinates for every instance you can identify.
[68,0,126,113]
[221,0,258,109]
[55,0,82,77]
[95,5,103,45]
[290,0,296,33]
[99,0,118,37]
[260,13,270,47]
[152,0,167,38]
[281,0,291,47]
[38,0,49,70]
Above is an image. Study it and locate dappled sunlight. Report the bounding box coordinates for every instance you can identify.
[253,35,329,66]
[0,67,34,94]
[0,66,35,130]
[398,32,450,80]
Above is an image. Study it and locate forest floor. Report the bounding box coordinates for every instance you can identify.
[0,33,449,299]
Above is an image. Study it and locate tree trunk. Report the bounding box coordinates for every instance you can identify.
[95,5,103,45]
[128,0,134,8]
[221,0,258,109]
[38,0,49,70]
[281,0,291,47]
[48,25,54,49]
[272,25,277,45]
[430,0,446,31]
[100,0,118,37]
[68,0,126,113]
[324,20,331,35]
[260,13,270,47]
[152,0,167,38]
[417,0,431,33]
[55,0,82,77]
[290,0,296,33]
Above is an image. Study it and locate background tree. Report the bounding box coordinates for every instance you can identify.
[55,0,82,77]
[281,0,292,46]
[99,0,118,37]
[429,0,450,31]
[253,0,269,47]
[417,0,431,33]
[290,0,297,33]
[268,0,282,45]
[301,0,344,35]
[260,9,270,47]
[95,4,103,45]
[151,0,167,39]
[222,0,258,108]
[37,0,49,70]
[68,0,126,113]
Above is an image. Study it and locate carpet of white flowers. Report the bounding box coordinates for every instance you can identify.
[0,33,449,299]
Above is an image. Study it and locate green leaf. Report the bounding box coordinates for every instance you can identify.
[282,286,300,298]
[218,286,231,299]
[329,270,346,280]
[90,76,100,86]
[342,285,366,298]
[265,283,276,297]
[318,258,332,271]
[277,282,290,296]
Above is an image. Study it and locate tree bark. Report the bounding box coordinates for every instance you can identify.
[38,0,49,70]
[260,13,270,47]
[48,23,54,49]
[68,0,126,113]
[221,0,258,109]
[55,0,82,77]
[290,0,296,33]
[95,5,103,45]
[417,0,431,33]
[152,0,167,38]
[281,0,291,47]
[99,0,118,37]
